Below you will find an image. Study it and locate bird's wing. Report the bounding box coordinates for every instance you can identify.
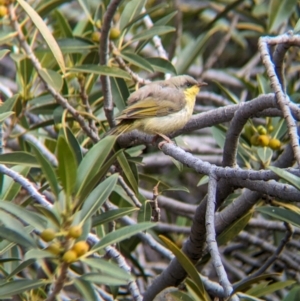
[117,87,186,120]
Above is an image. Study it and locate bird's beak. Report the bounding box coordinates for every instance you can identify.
[197,82,207,87]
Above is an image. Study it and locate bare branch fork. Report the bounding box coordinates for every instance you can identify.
[259,32,300,166]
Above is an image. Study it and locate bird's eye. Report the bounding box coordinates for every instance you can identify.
[186,82,193,88]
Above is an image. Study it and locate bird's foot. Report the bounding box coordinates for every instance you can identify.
[155,133,173,149]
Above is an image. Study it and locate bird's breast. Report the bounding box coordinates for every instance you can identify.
[136,106,193,135]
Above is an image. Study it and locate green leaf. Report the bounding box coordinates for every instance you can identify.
[110,77,129,111]
[268,166,300,190]
[25,249,56,260]
[75,136,116,197]
[120,0,147,32]
[155,11,177,26]
[57,136,77,196]
[80,273,129,286]
[233,273,281,293]
[36,0,69,18]
[117,151,138,195]
[197,175,209,186]
[82,258,132,281]
[30,143,59,197]
[0,201,47,231]
[282,285,300,301]
[213,81,239,104]
[65,127,82,165]
[39,68,63,91]
[159,235,209,300]
[0,225,36,249]
[80,174,118,223]
[217,211,252,246]
[17,0,65,73]
[129,26,175,43]
[0,152,38,167]
[120,51,154,72]
[122,3,169,31]
[186,278,211,301]
[211,126,226,149]
[257,147,272,165]
[92,222,155,252]
[69,65,131,79]
[248,280,296,298]
[6,258,36,280]
[0,279,47,298]
[74,279,99,301]
[0,94,18,114]
[168,290,195,301]
[0,112,14,122]
[34,204,61,228]
[256,206,300,228]
[53,9,73,38]
[268,0,298,33]
[92,207,139,227]
[147,57,177,75]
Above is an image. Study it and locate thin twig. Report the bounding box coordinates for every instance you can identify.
[45,262,69,301]
[78,75,98,134]
[234,222,293,291]
[100,0,122,128]
[142,8,169,61]
[110,42,150,85]
[118,175,142,208]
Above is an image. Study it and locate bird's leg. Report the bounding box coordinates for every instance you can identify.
[154,133,173,149]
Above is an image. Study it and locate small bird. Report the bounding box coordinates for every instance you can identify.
[106,75,206,141]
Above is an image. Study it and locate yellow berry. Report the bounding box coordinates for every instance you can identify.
[269,138,281,150]
[257,125,267,135]
[109,28,120,40]
[95,20,102,29]
[91,31,101,42]
[267,125,274,133]
[0,5,8,18]
[46,242,62,255]
[62,250,78,263]
[72,241,89,257]
[244,125,255,138]
[250,134,260,146]
[257,135,270,147]
[40,229,56,242]
[68,225,82,239]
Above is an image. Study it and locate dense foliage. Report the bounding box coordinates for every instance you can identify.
[0,0,300,300]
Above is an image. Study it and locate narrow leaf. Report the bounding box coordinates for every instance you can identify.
[0,225,36,248]
[57,136,77,196]
[80,174,118,223]
[69,65,131,79]
[17,0,65,73]
[268,166,300,190]
[75,136,116,197]
[92,207,139,227]
[0,201,47,231]
[120,51,154,72]
[130,26,175,43]
[110,77,129,111]
[92,222,155,252]
[147,57,177,75]
[30,143,59,197]
[39,68,63,91]
[0,152,38,167]
[159,235,208,300]
[256,206,300,228]
[0,279,47,298]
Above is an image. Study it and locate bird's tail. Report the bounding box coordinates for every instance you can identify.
[104,121,133,137]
